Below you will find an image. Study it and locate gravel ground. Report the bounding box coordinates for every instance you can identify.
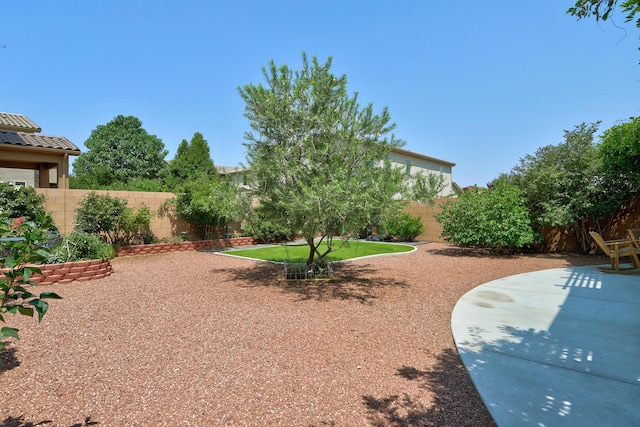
[0,243,602,427]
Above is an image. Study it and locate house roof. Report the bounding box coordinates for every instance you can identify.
[391,147,456,167]
[0,112,42,133]
[0,130,81,154]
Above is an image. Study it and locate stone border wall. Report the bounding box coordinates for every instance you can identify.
[3,237,255,286]
[2,259,113,286]
[116,237,255,256]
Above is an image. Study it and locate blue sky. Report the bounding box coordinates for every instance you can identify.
[2,1,639,187]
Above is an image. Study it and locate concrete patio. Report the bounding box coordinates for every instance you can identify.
[452,265,640,426]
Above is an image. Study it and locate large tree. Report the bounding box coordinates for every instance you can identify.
[166,132,218,190]
[504,122,617,252]
[599,116,640,194]
[72,115,168,188]
[239,53,438,268]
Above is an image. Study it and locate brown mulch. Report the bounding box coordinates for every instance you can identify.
[0,243,602,426]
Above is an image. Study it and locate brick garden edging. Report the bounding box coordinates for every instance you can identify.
[116,237,256,257]
[2,258,113,286]
[3,237,256,286]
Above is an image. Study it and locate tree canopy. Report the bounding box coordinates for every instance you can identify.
[71,115,168,188]
[568,0,640,26]
[239,53,438,267]
[568,1,640,54]
[599,116,640,194]
[166,132,218,191]
[503,122,620,252]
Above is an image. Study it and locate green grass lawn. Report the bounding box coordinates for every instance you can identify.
[222,240,414,263]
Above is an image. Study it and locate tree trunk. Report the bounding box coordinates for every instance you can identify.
[306,237,317,267]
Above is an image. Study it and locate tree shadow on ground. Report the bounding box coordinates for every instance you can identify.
[0,415,98,427]
[0,345,20,373]
[214,262,409,304]
[362,348,496,427]
[425,246,606,267]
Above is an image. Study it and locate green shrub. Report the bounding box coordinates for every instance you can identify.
[243,208,295,243]
[75,192,154,245]
[172,177,247,238]
[436,181,536,250]
[51,231,116,262]
[384,212,424,241]
[0,182,46,221]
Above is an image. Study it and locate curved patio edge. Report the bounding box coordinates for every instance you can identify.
[451,265,640,426]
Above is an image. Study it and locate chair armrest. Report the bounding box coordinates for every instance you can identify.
[602,238,632,246]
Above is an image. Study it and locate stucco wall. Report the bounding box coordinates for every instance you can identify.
[387,152,454,198]
[34,189,640,251]
[0,167,35,186]
[404,198,450,243]
[35,188,192,240]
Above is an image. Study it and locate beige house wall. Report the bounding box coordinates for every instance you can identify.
[36,189,193,240]
[0,167,35,186]
[388,153,454,197]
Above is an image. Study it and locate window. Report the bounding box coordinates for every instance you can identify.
[13,181,26,187]
[405,160,411,174]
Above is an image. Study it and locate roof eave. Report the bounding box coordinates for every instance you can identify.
[391,147,456,167]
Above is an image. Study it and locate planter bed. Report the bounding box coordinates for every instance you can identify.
[2,237,256,286]
[1,258,113,286]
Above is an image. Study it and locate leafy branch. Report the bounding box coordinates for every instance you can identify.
[0,214,62,358]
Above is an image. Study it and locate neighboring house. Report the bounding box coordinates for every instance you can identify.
[216,165,251,191]
[388,147,456,197]
[217,147,456,198]
[0,112,80,188]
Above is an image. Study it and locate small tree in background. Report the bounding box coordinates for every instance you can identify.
[172,178,248,239]
[436,180,536,250]
[243,205,295,243]
[166,132,218,191]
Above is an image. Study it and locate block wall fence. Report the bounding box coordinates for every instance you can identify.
[36,188,193,241]
[404,198,449,243]
[35,189,640,252]
[35,189,454,244]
